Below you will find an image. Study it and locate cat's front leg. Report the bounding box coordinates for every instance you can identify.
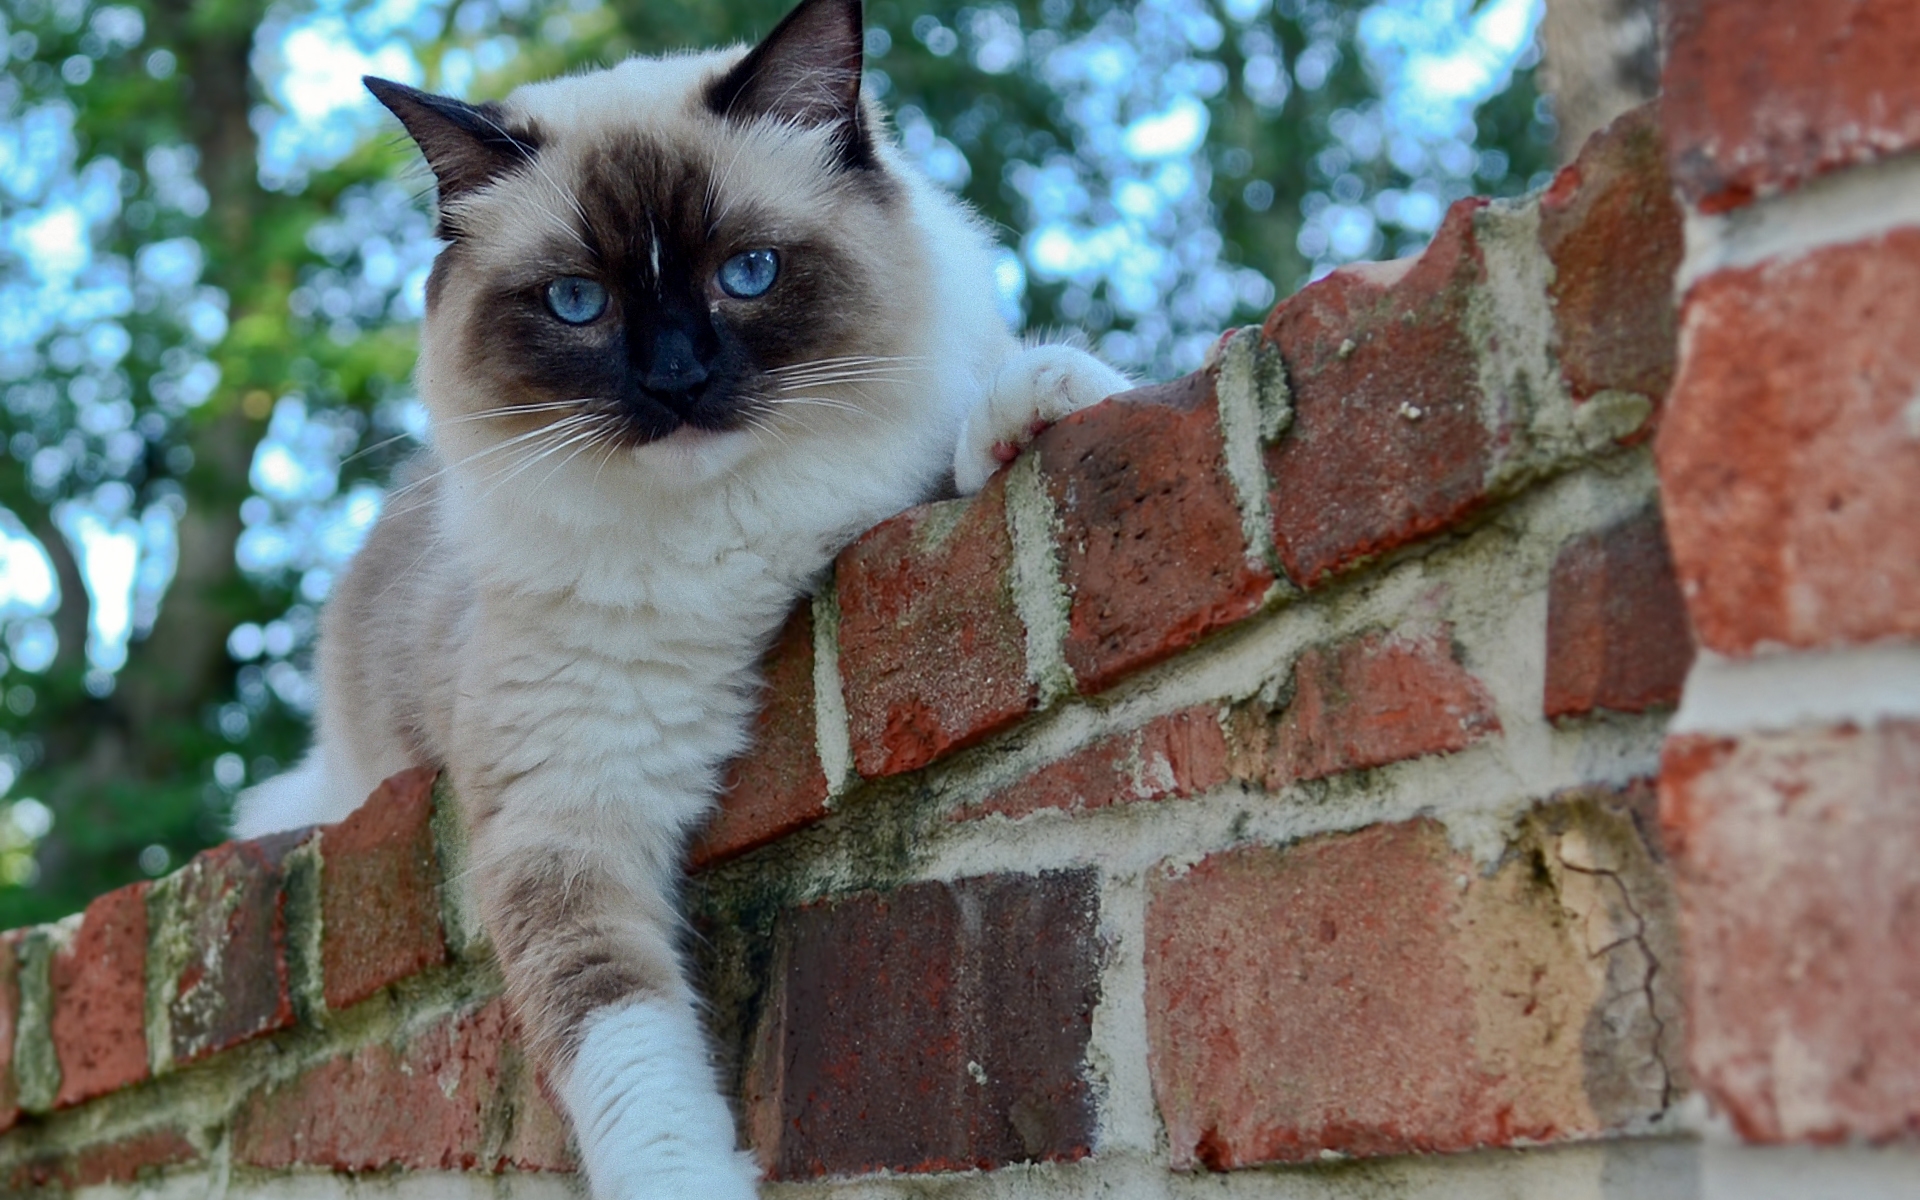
[953,342,1131,494]
[460,769,759,1199]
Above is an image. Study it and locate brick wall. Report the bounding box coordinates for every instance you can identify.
[1656,0,1920,1183]
[0,12,1913,1192]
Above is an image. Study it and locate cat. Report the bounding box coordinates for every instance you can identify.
[229,0,1129,1194]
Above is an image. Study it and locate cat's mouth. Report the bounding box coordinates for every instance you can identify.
[618,386,749,445]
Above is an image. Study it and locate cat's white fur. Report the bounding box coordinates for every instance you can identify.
[232,10,1128,1197]
[566,998,761,1196]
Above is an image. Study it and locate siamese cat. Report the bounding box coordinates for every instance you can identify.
[232,0,1128,1194]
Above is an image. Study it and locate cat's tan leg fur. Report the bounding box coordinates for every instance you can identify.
[454,738,759,1196]
[474,827,683,1065]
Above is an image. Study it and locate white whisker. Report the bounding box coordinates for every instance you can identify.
[341,430,420,466]
[478,421,608,501]
[762,394,867,414]
[527,419,617,498]
[384,414,601,509]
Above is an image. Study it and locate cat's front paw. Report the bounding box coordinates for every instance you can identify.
[566,999,763,1199]
[954,343,1130,493]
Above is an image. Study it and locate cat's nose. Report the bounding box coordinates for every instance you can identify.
[644,328,710,399]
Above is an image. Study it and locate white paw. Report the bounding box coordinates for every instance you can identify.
[954,343,1130,494]
[564,998,761,1200]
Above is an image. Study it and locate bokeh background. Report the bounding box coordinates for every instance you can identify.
[0,0,1640,924]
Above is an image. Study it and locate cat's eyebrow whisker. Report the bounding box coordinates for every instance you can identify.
[464,107,595,253]
[707,135,759,230]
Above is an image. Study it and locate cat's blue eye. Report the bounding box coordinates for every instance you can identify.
[717,249,779,299]
[545,276,608,324]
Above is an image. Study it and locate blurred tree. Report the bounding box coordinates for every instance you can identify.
[0,0,1553,927]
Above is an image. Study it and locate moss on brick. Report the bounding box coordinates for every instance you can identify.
[12,928,57,1114]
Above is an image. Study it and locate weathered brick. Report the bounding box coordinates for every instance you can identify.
[1263,201,1499,588]
[1036,371,1273,694]
[320,767,447,1011]
[234,996,563,1172]
[0,935,17,1133]
[49,883,148,1107]
[1146,809,1680,1169]
[1657,230,1920,654]
[1661,723,1920,1143]
[495,1053,578,1173]
[1663,0,1920,211]
[692,603,829,867]
[1544,508,1695,720]
[1538,104,1682,424]
[745,870,1101,1179]
[1232,627,1499,789]
[958,707,1230,821]
[162,832,304,1065]
[8,1128,198,1191]
[837,472,1032,778]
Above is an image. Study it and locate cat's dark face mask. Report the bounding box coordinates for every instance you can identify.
[366,0,898,449]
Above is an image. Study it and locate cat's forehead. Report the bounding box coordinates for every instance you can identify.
[471,51,855,248]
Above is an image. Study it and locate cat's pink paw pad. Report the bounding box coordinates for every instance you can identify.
[954,345,1130,493]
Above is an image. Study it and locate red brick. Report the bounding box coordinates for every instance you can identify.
[1663,0,1920,211]
[166,832,304,1065]
[1263,201,1498,589]
[1538,104,1682,425]
[1657,230,1920,654]
[8,1128,198,1190]
[234,996,556,1171]
[1235,627,1499,789]
[1544,509,1695,720]
[1661,723,1920,1143]
[1146,815,1676,1169]
[50,883,148,1107]
[495,1053,578,1172]
[320,767,447,1011]
[745,870,1101,1180]
[0,934,18,1132]
[957,707,1230,821]
[1036,371,1273,694]
[692,603,830,867]
[836,471,1033,778]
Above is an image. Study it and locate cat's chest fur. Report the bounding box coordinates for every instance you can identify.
[430,445,929,831]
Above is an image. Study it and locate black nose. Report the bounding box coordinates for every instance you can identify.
[645,327,710,401]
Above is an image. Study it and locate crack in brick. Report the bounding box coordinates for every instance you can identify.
[1553,851,1674,1113]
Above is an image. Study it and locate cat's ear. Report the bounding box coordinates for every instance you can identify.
[706,0,874,169]
[365,77,542,208]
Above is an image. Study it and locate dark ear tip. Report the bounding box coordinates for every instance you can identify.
[364,75,402,108]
